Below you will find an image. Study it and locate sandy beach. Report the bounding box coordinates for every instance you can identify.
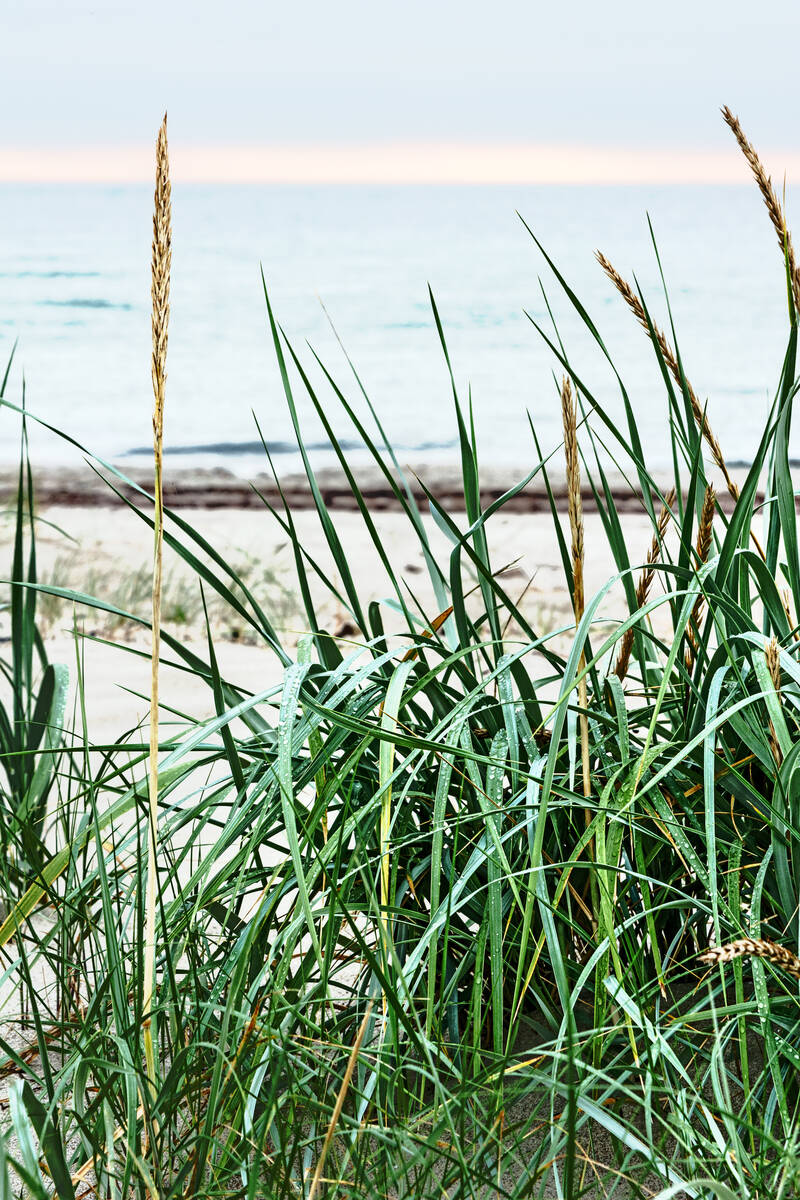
[0,481,673,746]
[0,453,779,750]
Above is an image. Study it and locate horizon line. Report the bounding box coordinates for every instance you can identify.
[1,141,800,185]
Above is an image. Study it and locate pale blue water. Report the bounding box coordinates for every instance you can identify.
[0,184,793,474]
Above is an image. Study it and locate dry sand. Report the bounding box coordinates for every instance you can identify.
[0,499,667,744]
[0,452,770,743]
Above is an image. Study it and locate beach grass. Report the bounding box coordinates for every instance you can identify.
[1,106,800,1198]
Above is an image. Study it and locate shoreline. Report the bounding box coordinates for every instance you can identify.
[0,461,768,513]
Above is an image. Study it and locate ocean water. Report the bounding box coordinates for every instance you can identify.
[0,183,794,476]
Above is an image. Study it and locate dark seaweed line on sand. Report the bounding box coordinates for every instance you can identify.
[0,465,763,514]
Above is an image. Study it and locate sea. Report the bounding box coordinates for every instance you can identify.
[0,183,795,477]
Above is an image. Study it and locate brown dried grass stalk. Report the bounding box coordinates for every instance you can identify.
[684,484,716,671]
[615,490,674,681]
[561,377,590,801]
[722,106,800,313]
[699,937,800,980]
[306,1001,373,1200]
[143,113,171,1099]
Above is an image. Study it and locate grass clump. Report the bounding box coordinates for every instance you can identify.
[28,552,296,639]
[1,105,800,1199]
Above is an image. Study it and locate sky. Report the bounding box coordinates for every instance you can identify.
[4,0,800,182]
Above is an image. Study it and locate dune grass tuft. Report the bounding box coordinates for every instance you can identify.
[3,103,800,1198]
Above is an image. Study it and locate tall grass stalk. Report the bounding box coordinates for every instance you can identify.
[143,112,171,1104]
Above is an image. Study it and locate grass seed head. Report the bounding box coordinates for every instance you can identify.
[595,251,737,500]
[700,937,800,980]
[685,484,716,670]
[615,489,674,681]
[151,113,172,439]
[561,375,584,624]
[722,105,800,313]
[765,636,783,764]
[766,636,782,693]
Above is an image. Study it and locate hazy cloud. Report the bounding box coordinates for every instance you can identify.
[3,1,800,149]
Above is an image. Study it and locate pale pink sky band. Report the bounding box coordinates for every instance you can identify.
[2,143,800,185]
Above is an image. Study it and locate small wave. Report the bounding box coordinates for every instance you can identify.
[730,458,800,469]
[2,270,102,279]
[39,298,131,310]
[122,437,458,457]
